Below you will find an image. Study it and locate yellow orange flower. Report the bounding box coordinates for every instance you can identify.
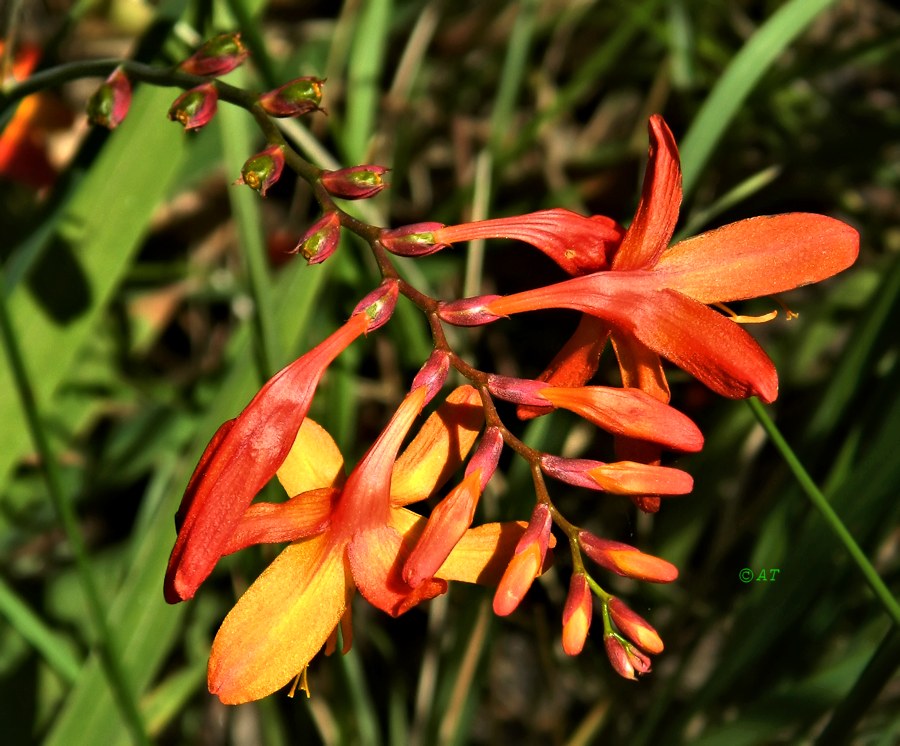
[205,386,529,704]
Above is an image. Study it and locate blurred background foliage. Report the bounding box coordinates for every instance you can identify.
[1,0,898,744]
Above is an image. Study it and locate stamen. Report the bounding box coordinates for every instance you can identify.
[288,666,311,698]
[713,302,778,324]
[773,296,799,320]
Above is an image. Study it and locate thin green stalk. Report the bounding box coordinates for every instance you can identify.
[0,275,150,745]
[747,398,900,627]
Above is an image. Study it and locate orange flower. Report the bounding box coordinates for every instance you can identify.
[206,386,529,704]
[439,115,859,405]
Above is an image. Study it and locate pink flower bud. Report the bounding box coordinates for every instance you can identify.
[236,145,285,196]
[259,77,325,117]
[562,573,593,655]
[464,426,503,491]
[486,374,551,407]
[608,597,664,654]
[293,212,341,264]
[437,296,503,326]
[493,503,552,616]
[352,279,400,332]
[411,350,451,406]
[579,531,678,583]
[540,455,693,497]
[86,67,131,129]
[178,32,249,77]
[380,223,449,257]
[168,83,218,131]
[605,635,651,679]
[320,165,389,199]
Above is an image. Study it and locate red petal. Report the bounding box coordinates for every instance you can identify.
[656,214,860,303]
[612,115,682,271]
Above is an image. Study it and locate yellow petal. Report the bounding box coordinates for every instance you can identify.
[437,521,530,585]
[390,386,483,506]
[277,418,345,496]
[208,532,350,704]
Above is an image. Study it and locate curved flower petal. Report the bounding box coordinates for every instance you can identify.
[348,524,447,616]
[221,487,337,555]
[655,214,860,304]
[435,209,624,276]
[540,386,704,452]
[390,386,483,506]
[277,418,345,495]
[208,533,350,704]
[612,115,682,271]
[165,313,368,603]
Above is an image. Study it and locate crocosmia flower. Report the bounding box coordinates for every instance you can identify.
[204,386,531,703]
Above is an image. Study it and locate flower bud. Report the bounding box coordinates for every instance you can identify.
[259,77,325,117]
[411,350,451,406]
[579,531,678,583]
[493,503,552,616]
[321,165,389,199]
[437,296,503,327]
[352,279,400,332]
[487,374,551,407]
[294,212,341,265]
[178,32,249,77]
[236,145,285,196]
[605,635,651,680]
[562,573,593,655]
[464,426,503,491]
[168,83,218,131]
[86,67,131,129]
[608,597,663,654]
[540,455,693,497]
[380,223,449,257]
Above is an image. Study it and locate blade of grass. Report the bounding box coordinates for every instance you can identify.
[747,397,900,627]
[0,269,149,746]
[679,0,842,200]
[0,575,81,685]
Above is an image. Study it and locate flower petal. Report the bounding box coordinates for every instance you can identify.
[164,313,368,603]
[207,533,350,704]
[655,213,860,303]
[612,115,682,271]
[540,386,704,452]
[390,386,483,506]
[221,487,337,555]
[277,418,345,495]
[348,524,447,617]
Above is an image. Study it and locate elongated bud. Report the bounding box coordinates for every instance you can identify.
[259,77,325,117]
[352,279,400,332]
[487,374,551,407]
[86,67,131,129]
[380,223,449,257]
[294,212,341,265]
[403,470,482,588]
[178,32,249,77]
[562,573,593,655]
[608,597,663,654]
[168,83,218,131]
[493,503,552,616]
[464,426,503,491]
[540,455,693,497]
[411,349,451,406]
[236,145,285,196]
[579,531,678,583]
[437,296,503,327]
[321,165,389,199]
